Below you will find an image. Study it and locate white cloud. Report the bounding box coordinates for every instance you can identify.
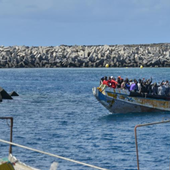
[0,0,169,24]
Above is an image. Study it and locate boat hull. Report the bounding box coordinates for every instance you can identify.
[92,87,170,114]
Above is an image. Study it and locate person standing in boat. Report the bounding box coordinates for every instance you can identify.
[121,79,126,89]
[130,79,138,92]
[158,82,166,95]
[129,79,133,85]
[145,77,152,94]
[151,83,158,95]
[137,79,142,93]
[98,76,108,91]
[117,76,123,88]
[141,81,147,93]
[108,77,112,87]
[111,77,118,89]
[102,76,108,85]
[121,78,130,89]
[100,77,104,85]
[141,77,152,94]
[124,78,130,90]
[164,80,170,95]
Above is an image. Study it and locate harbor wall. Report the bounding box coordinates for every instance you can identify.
[0,43,170,68]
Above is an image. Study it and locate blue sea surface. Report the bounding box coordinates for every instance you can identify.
[0,68,170,170]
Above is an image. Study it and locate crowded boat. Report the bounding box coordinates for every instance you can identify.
[99,76,170,99]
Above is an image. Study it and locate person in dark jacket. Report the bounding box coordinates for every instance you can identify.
[117,76,123,88]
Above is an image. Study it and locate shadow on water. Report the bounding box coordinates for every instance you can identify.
[98,111,170,122]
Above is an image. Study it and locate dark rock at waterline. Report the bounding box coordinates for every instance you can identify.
[10,91,19,96]
[0,87,13,99]
[0,94,2,102]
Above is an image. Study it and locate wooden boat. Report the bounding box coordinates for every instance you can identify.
[92,85,170,113]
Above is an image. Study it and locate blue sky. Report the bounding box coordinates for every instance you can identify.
[0,0,170,46]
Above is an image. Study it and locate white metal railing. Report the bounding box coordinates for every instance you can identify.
[0,139,108,170]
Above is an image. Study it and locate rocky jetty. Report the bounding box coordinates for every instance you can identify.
[0,43,170,68]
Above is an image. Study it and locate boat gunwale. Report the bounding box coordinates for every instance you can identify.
[105,90,170,102]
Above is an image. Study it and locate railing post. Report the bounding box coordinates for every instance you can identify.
[0,117,13,155]
[9,117,13,154]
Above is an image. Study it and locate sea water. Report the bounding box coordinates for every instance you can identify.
[0,68,170,170]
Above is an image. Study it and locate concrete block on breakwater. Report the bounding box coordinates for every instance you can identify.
[0,87,13,100]
[0,43,170,68]
[9,91,19,96]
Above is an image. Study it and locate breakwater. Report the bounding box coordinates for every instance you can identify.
[0,43,170,68]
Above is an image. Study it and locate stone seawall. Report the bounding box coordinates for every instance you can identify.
[0,44,170,68]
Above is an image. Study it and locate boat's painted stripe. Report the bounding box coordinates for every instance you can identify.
[106,90,170,102]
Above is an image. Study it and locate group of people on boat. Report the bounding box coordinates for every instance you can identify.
[100,76,170,96]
